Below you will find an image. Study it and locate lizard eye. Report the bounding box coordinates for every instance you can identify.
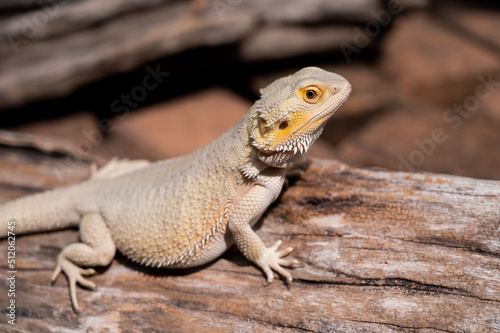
[303,86,321,104]
[306,90,316,99]
[279,121,288,130]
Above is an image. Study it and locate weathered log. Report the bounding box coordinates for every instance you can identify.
[0,146,498,332]
[0,0,382,109]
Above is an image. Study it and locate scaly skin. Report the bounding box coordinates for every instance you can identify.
[0,67,351,311]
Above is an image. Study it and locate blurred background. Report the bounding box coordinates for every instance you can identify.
[1,0,499,180]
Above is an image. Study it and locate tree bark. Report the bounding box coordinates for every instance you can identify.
[0,146,498,332]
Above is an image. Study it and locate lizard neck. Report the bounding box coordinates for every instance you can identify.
[236,108,304,179]
[230,110,269,179]
[197,106,304,180]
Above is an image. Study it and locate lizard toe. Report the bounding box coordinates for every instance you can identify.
[276,246,294,258]
[54,256,98,311]
[262,266,275,286]
[51,264,62,283]
[269,262,293,287]
[278,258,299,267]
[258,240,296,286]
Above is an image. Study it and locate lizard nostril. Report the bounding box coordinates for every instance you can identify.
[279,121,288,130]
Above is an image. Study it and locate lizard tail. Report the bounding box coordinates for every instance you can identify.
[0,158,150,238]
[0,186,81,238]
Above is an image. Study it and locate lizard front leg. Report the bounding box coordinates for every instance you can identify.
[51,212,116,312]
[228,180,298,285]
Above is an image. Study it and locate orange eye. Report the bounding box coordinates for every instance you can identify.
[303,86,321,103]
[306,90,316,100]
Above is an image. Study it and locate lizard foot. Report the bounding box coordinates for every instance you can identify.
[256,240,299,287]
[51,256,96,312]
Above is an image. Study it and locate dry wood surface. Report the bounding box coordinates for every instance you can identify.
[0,144,499,333]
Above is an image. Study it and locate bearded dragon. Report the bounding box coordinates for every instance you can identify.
[0,67,351,311]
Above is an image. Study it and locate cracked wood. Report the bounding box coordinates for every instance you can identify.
[0,148,498,332]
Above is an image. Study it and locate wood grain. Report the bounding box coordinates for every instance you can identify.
[0,148,499,332]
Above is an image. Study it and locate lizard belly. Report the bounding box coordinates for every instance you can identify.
[93,163,240,268]
[99,173,284,269]
[102,196,233,268]
[162,171,285,268]
[168,232,234,268]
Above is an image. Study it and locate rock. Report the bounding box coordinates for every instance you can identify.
[305,139,338,160]
[379,11,500,104]
[114,88,250,158]
[0,0,174,49]
[7,111,158,162]
[0,1,255,109]
[11,111,98,140]
[0,0,47,10]
[326,65,396,118]
[240,25,358,61]
[259,0,383,24]
[481,75,500,122]
[334,102,500,180]
[0,0,387,109]
[437,3,500,51]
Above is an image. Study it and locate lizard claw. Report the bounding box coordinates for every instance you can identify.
[51,256,96,312]
[257,240,299,287]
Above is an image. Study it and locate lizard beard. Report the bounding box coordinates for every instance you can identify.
[256,125,325,169]
[257,149,303,169]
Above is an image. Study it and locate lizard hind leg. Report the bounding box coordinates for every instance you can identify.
[51,212,116,312]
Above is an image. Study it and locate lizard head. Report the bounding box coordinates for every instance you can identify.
[250,67,351,168]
